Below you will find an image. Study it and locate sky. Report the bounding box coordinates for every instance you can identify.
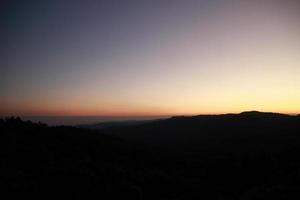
[1,0,300,117]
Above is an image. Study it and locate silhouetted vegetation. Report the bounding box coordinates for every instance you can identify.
[1,112,300,199]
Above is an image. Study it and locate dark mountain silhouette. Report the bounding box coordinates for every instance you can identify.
[104,111,299,147]
[1,111,300,199]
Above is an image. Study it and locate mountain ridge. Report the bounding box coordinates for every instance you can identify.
[1,113,300,199]
[79,111,295,130]
[101,111,300,147]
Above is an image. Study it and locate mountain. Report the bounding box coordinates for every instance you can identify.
[98,111,300,199]
[1,112,300,199]
[104,111,300,147]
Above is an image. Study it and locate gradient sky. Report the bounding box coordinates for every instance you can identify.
[1,0,300,116]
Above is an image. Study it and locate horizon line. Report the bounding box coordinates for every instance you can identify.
[1,110,299,118]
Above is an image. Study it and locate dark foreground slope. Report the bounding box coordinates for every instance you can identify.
[0,118,181,200]
[1,112,300,199]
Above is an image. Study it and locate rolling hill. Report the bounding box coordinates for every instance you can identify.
[1,111,300,199]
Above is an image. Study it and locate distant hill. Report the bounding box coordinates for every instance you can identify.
[77,119,159,130]
[104,111,300,147]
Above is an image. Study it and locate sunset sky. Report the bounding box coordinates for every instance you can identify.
[1,0,300,117]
